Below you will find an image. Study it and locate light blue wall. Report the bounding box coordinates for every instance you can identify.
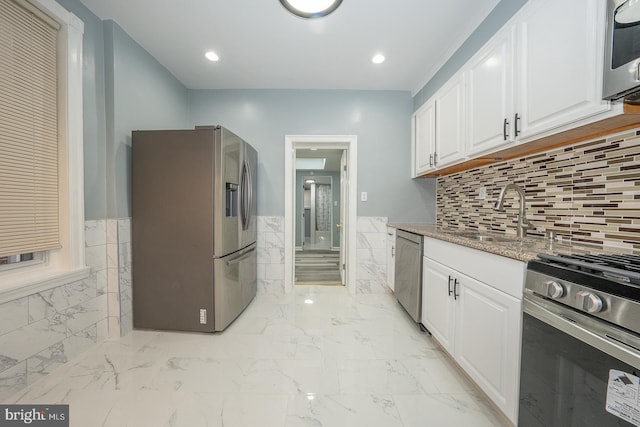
[55,0,107,220]
[103,21,190,218]
[295,170,341,247]
[53,0,525,223]
[413,0,528,111]
[188,89,437,222]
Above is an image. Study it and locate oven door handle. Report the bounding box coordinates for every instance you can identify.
[524,297,640,370]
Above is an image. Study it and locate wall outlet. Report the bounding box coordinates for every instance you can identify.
[478,187,487,200]
[361,191,368,202]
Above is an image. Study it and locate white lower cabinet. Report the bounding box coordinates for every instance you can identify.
[422,238,525,424]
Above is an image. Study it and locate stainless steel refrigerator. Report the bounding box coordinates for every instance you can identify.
[131,126,257,332]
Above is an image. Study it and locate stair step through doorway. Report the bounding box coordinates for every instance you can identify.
[295,250,341,285]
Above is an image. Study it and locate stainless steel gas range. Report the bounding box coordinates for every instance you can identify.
[519,253,640,427]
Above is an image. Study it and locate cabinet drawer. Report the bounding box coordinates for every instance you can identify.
[424,237,526,298]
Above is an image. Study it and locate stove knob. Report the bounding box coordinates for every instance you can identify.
[543,280,565,299]
[576,291,604,313]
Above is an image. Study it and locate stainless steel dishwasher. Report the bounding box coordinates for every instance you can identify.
[394,230,423,322]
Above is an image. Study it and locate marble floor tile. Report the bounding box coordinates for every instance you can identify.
[3,286,510,427]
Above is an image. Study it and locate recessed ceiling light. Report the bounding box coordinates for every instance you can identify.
[304,299,314,304]
[305,179,316,184]
[372,54,385,64]
[205,51,219,62]
[279,0,343,19]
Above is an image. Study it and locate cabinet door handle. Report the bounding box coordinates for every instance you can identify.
[447,275,453,297]
[429,154,433,167]
[453,278,460,300]
[514,113,521,137]
[391,247,395,257]
[503,118,510,141]
[434,152,438,166]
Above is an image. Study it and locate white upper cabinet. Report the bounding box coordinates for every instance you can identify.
[466,28,515,156]
[434,73,466,167]
[413,0,612,176]
[412,75,465,177]
[412,98,436,176]
[515,0,609,140]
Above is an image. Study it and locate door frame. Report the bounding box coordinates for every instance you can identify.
[284,135,357,294]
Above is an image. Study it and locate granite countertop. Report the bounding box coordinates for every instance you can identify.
[388,223,637,263]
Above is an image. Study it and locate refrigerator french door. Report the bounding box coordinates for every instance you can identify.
[132,126,257,333]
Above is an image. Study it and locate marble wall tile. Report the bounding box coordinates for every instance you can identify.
[0,362,26,402]
[65,294,108,336]
[107,268,119,293]
[119,285,132,317]
[85,245,107,271]
[257,248,285,265]
[106,219,118,244]
[0,314,67,372]
[357,217,388,233]
[263,232,285,249]
[28,279,97,322]
[265,264,285,281]
[26,342,67,385]
[107,243,119,269]
[107,293,121,319]
[85,220,107,247]
[355,217,389,294]
[118,242,132,269]
[118,218,131,244]
[0,297,29,336]
[26,325,98,385]
[120,311,133,337]
[108,316,121,339]
[356,233,387,250]
[0,220,111,400]
[258,216,284,233]
[257,216,286,295]
[94,269,108,296]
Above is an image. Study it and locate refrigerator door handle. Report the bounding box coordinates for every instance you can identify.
[247,158,254,227]
[240,160,249,230]
[225,245,256,266]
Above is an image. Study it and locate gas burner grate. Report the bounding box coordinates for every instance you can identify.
[538,253,640,285]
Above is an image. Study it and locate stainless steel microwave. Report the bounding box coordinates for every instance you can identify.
[604,0,640,100]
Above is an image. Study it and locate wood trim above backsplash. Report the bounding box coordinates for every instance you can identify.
[420,108,640,178]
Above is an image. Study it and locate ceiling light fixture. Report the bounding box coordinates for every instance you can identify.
[372,54,385,64]
[205,51,219,62]
[279,0,343,19]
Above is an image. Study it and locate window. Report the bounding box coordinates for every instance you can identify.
[0,0,88,302]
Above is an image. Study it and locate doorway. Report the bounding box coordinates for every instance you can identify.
[284,135,358,294]
[296,159,340,285]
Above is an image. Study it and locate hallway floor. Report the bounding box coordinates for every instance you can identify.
[295,250,341,285]
[5,286,510,427]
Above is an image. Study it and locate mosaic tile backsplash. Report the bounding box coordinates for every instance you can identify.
[436,127,640,250]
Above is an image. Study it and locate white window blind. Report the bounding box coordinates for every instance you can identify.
[0,0,60,258]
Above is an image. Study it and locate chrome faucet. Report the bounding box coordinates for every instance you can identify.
[493,183,532,238]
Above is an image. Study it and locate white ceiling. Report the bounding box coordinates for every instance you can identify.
[78,0,500,92]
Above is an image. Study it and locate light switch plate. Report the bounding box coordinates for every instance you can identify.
[478,187,487,200]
